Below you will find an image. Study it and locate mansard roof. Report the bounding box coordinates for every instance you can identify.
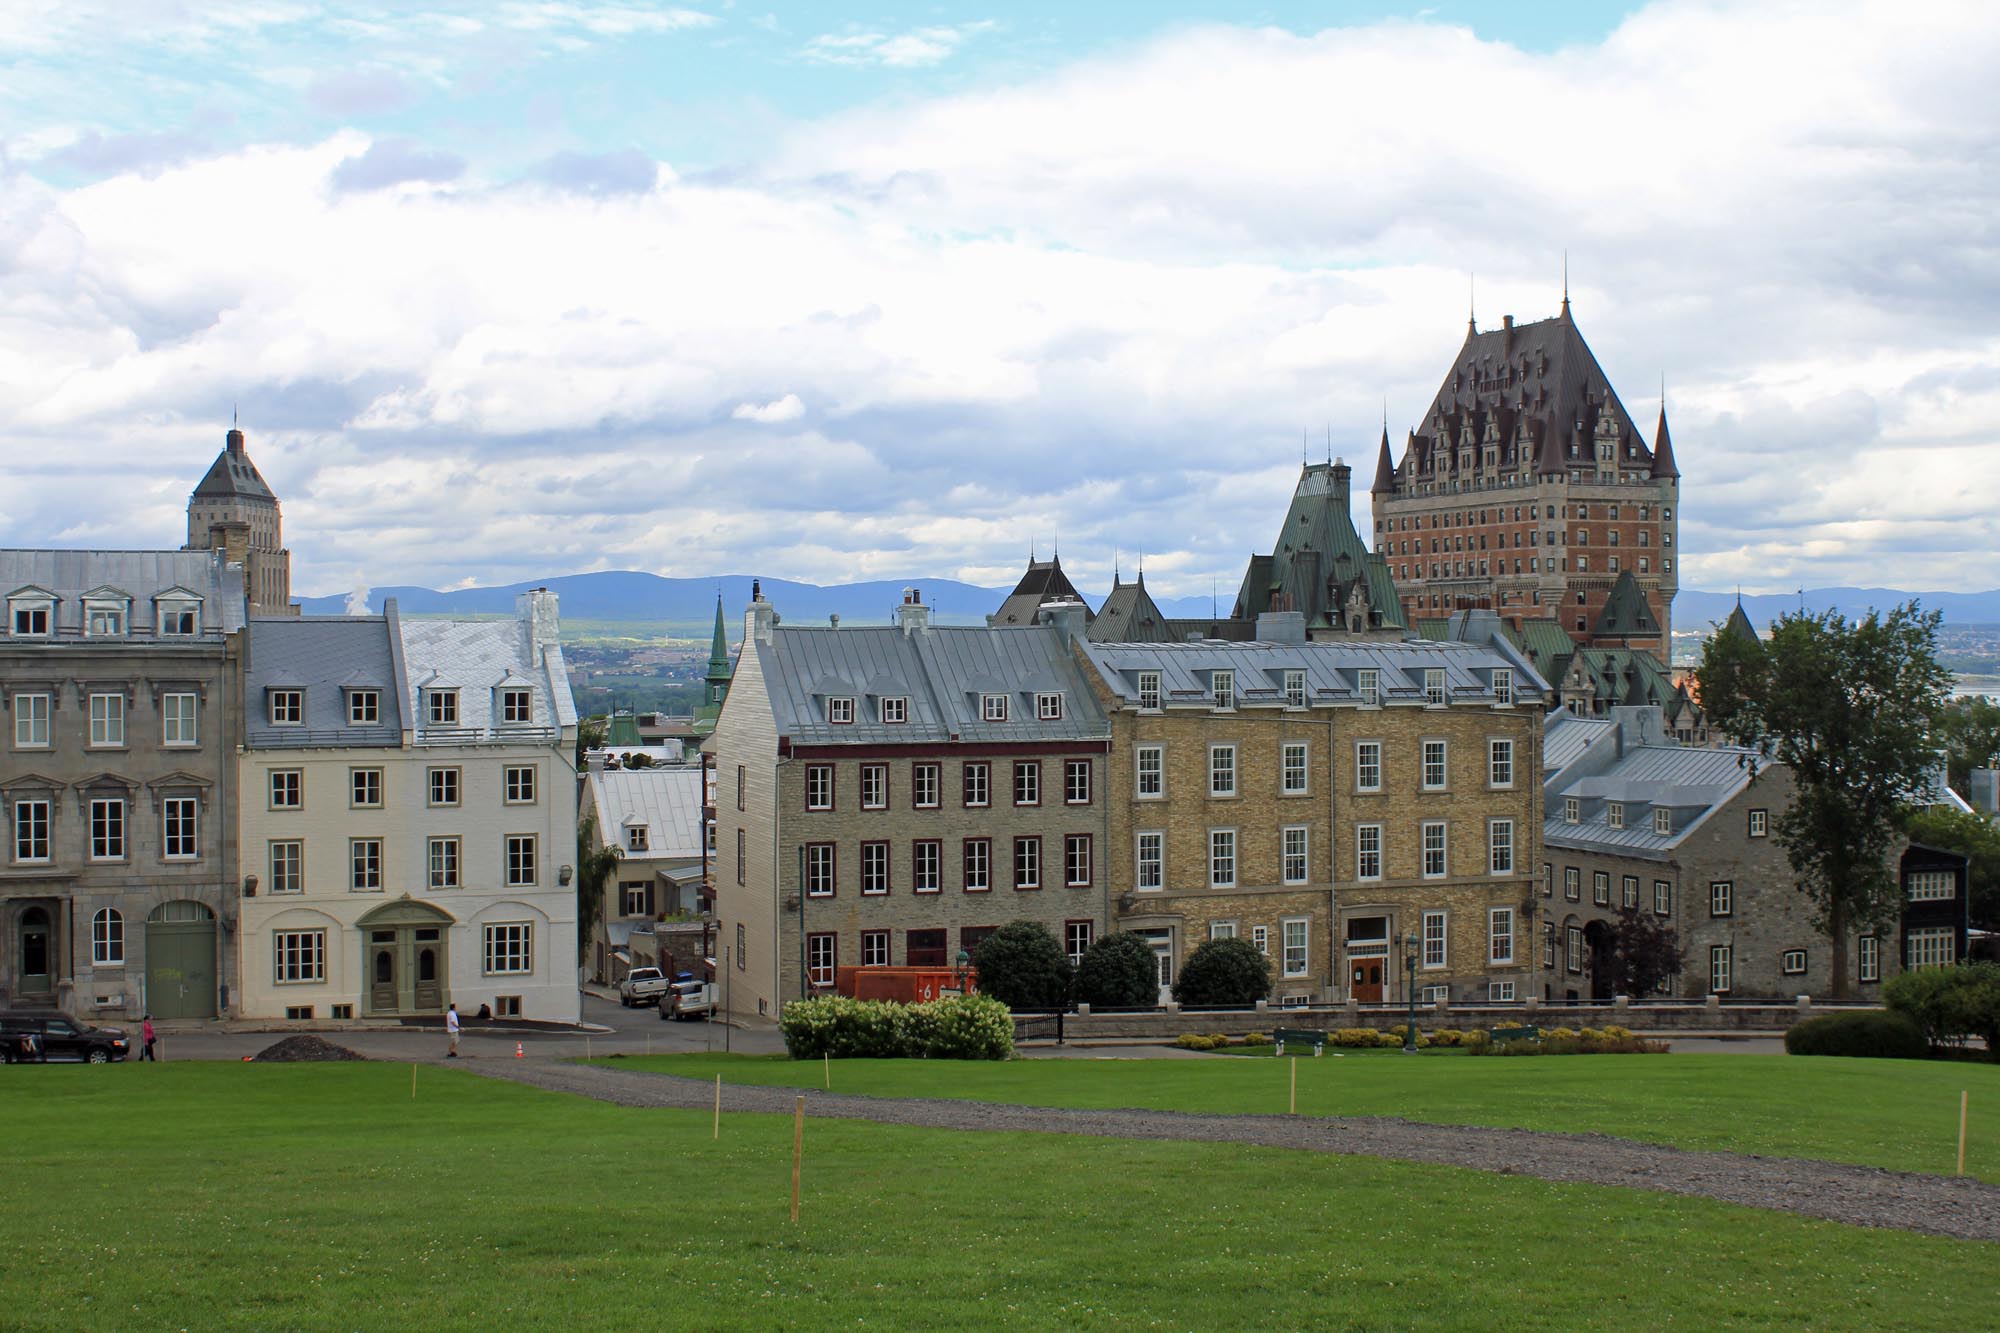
[191,428,277,502]
[1088,574,1176,643]
[1231,461,1405,632]
[992,554,1091,628]
[1592,570,1662,639]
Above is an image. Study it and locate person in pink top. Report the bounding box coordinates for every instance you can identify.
[141,1014,157,1062]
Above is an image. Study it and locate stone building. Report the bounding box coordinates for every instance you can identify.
[1,549,247,1019]
[711,585,1111,1022]
[581,759,707,983]
[184,426,294,617]
[1075,612,1545,1007]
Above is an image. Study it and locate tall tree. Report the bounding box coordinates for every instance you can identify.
[575,810,622,966]
[1937,696,2000,790]
[1600,907,1687,998]
[1902,805,2000,932]
[1697,604,1952,997]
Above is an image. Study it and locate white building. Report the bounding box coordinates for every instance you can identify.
[235,592,579,1022]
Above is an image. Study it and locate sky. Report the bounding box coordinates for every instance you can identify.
[3,0,1998,602]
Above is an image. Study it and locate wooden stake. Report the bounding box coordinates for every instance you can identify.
[586,1036,592,1062]
[1289,1055,1297,1115]
[1960,1090,1969,1177]
[824,1051,830,1090]
[713,1074,722,1141]
[791,1096,804,1223]
[411,1062,417,1100]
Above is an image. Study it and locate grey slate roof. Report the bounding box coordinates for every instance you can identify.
[992,555,1092,628]
[1544,735,1758,858]
[191,429,277,500]
[398,616,578,739]
[1541,706,1615,774]
[588,766,706,861]
[1080,635,1546,708]
[756,622,1110,744]
[0,548,245,638]
[245,615,403,748]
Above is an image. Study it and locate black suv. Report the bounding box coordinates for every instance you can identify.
[0,1012,131,1063]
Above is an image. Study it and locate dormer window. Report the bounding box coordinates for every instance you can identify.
[1423,669,1446,706]
[10,595,52,637]
[158,600,200,636]
[1653,808,1672,836]
[826,696,854,725]
[428,690,459,726]
[625,825,650,853]
[349,690,380,725]
[1563,797,1579,823]
[85,602,127,637]
[1492,668,1514,706]
[1606,801,1624,829]
[270,690,303,725]
[981,693,1008,722]
[880,696,907,724]
[1283,670,1306,708]
[1212,671,1235,711]
[1036,692,1064,721]
[1136,672,1161,711]
[501,689,533,724]
[1357,668,1380,708]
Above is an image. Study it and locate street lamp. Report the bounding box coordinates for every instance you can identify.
[953,949,971,995]
[1402,929,1421,1052]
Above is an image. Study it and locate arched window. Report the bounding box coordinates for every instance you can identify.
[92,908,124,966]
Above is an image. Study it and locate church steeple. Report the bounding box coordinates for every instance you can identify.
[705,594,733,706]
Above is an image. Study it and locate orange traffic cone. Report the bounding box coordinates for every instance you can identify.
[514,1041,524,1059]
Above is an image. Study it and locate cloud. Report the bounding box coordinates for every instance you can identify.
[306,68,423,118]
[532,148,660,195]
[40,128,211,177]
[803,21,996,68]
[733,393,804,423]
[330,137,466,192]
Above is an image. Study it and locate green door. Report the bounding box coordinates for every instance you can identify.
[146,902,217,1020]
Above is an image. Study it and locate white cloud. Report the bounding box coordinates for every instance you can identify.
[803,21,996,68]
[733,393,805,422]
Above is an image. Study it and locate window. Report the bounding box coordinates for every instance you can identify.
[1709,945,1732,994]
[91,907,124,966]
[962,839,989,892]
[881,696,907,724]
[907,929,947,969]
[350,767,383,809]
[504,834,537,887]
[1488,979,1516,1002]
[504,766,537,804]
[1137,671,1162,710]
[805,765,834,811]
[1136,746,1163,798]
[1065,921,1094,965]
[1710,881,1733,916]
[860,764,887,810]
[1280,742,1309,794]
[429,767,460,807]
[913,763,940,809]
[1542,923,1556,968]
[1488,738,1513,788]
[1421,821,1447,878]
[860,841,889,895]
[1567,926,1584,973]
[429,837,461,889]
[1748,808,1768,838]
[86,601,126,636]
[484,923,533,975]
[1064,759,1091,805]
[163,797,197,859]
[1037,692,1064,721]
[89,693,125,747]
[913,840,941,893]
[274,930,326,983]
[1014,836,1041,890]
[427,690,459,726]
[1210,921,1237,941]
[1489,819,1513,875]
[981,693,1008,722]
[1282,919,1308,978]
[1606,801,1625,829]
[963,762,990,808]
[1564,867,1580,901]
[1282,826,1308,884]
[1859,935,1880,982]
[351,838,383,890]
[1492,668,1514,706]
[1355,741,1382,791]
[1357,668,1381,707]
[349,690,380,725]
[495,688,531,724]
[1065,834,1092,887]
[1422,911,1447,969]
[1543,862,1552,898]
[805,843,835,897]
[1653,808,1672,836]
[807,933,836,988]
[861,931,890,967]
[1653,880,1672,915]
[1209,744,1236,797]
[1423,669,1446,706]
[1013,761,1040,807]
[13,692,49,748]
[1422,740,1447,790]
[736,765,746,812]
[11,600,51,636]
[1622,875,1639,909]
[1253,925,1270,955]
[1283,669,1307,708]
[1356,824,1382,880]
[1211,671,1235,710]
[1209,829,1236,888]
[735,829,746,886]
[825,696,854,724]
[1489,908,1515,964]
[1136,832,1163,890]
[270,840,303,894]
[1781,949,1807,976]
[737,923,746,970]
[1563,797,1579,823]
[90,798,124,860]
[270,769,302,809]
[1907,927,1955,970]
[1906,871,1956,902]
[162,692,198,746]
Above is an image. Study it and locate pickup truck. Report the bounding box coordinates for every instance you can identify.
[659,979,718,1020]
[617,967,671,1008]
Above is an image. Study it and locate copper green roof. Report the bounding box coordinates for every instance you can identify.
[1592,570,1662,639]
[1231,462,1405,632]
[605,712,643,746]
[706,595,732,684]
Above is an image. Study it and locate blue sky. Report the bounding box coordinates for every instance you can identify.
[3,1,1997,602]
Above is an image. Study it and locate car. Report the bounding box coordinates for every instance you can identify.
[617,967,671,1008]
[0,1012,131,1063]
[659,978,717,1020]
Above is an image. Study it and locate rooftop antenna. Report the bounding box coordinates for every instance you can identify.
[1561,250,1570,319]
[1211,579,1218,619]
[1468,273,1476,335]
[1113,547,1120,585]
[1302,427,1308,467]
[1325,423,1332,466]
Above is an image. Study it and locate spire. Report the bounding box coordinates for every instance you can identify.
[1650,395,1680,479]
[705,594,731,685]
[1560,250,1571,321]
[1370,419,1397,495]
[1467,273,1477,337]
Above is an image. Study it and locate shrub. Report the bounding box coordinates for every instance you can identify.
[1175,1033,1228,1050]
[779,994,1013,1060]
[1239,1032,1272,1047]
[1172,937,1272,1007]
[1072,932,1161,1008]
[1783,1010,1928,1060]
[1469,1030,1667,1057]
[1332,1028,1382,1048]
[972,920,1072,1011]
[1462,1029,1491,1050]
[1885,962,2000,1052]
[906,994,1016,1059]
[1380,1024,1431,1049]
[1429,1029,1466,1047]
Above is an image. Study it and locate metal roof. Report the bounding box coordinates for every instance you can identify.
[398,615,578,740]
[1542,707,1615,773]
[1080,636,1545,708]
[1544,742,1757,856]
[245,615,403,748]
[588,766,707,861]
[0,548,245,637]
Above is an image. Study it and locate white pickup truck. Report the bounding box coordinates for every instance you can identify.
[617,967,672,1008]
[659,978,718,1020]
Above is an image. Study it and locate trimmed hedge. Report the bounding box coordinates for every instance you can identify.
[1783,1010,1928,1060]
[1073,932,1161,1008]
[779,994,1014,1060]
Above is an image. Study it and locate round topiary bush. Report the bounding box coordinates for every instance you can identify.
[1072,932,1161,1008]
[971,919,1072,1010]
[1171,937,1271,1007]
[1784,1010,1928,1060]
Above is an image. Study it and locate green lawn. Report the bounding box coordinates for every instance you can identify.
[0,1064,1991,1330]
[600,1050,2000,1181]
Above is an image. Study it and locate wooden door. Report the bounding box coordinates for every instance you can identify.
[1351,958,1384,1003]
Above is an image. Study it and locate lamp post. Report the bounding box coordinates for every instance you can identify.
[1402,929,1421,1052]
[953,949,971,995]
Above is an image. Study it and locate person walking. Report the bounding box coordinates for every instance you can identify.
[445,1003,461,1058]
[141,1014,157,1062]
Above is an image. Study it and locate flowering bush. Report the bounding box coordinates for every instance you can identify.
[1332,1028,1385,1048]
[779,994,1013,1060]
[1175,1032,1229,1050]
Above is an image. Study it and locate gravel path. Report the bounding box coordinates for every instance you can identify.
[465,1060,2000,1242]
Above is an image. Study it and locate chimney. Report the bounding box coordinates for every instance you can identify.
[1329,459,1350,505]
[1609,705,1663,755]
[747,583,778,645]
[515,587,561,665]
[227,427,246,455]
[1036,597,1085,644]
[1254,611,1306,644]
[896,587,931,635]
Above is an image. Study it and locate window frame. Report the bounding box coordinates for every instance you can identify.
[162,795,198,860]
[1710,881,1733,917]
[825,696,855,725]
[428,836,461,890]
[1421,820,1447,879]
[1489,907,1515,965]
[350,837,384,891]
[1012,760,1040,807]
[962,838,990,893]
[913,839,942,894]
[805,764,835,812]
[503,765,538,804]
[962,761,990,808]
[1135,831,1164,890]
[348,689,380,725]
[426,689,459,727]
[88,692,126,748]
[1208,828,1236,889]
[1421,739,1448,791]
[483,922,534,976]
[1355,823,1382,881]
[1488,818,1513,875]
[162,691,199,747]
[12,691,50,749]
[503,833,537,888]
[269,839,303,894]
[1064,758,1091,806]
[1036,691,1065,721]
[880,696,907,724]
[1281,825,1308,885]
[804,842,836,898]
[91,907,125,966]
[1064,833,1092,888]
[859,763,888,811]
[1013,835,1042,891]
[89,797,125,861]
[428,766,461,808]
[1281,918,1309,978]
[1135,745,1164,799]
[1354,740,1382,792]
[1208,743,1237,798]
[1136,671,1161,711]
[1487,738,1513,789]
[273,929,327,984]
[1422,910,1447,969]
[860,840,890,895]
[1709,944,1732,994]
[1283,669,1307,708]
[806,933,837,988]
[912,762,941,810]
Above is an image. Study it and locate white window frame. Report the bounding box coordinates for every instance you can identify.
[483,922,534,976]
[1356,824,1382,881]
[89,692,125,748]
[500,689,533,724]
[805,764,834,812]
[1709,945,1732,994]
[1281,742,1309,795]
[912,762,940,809]
[913,840,941,894]
[1858,935,1880,982]
[1653,807,1672,836]
[270,689,303,725]
[1906,871,1955,902]
[1563,796,1579,823]
[427,690,459,727]
[804,843,836,897]
[1488,979,1516,1002]
[1421,820,1447,878]
[1208,744,1236,797]
[1489,908,1515,964]
[1907,927,1955,970]
[1781,949,1807,977]
[1013,835,1041,890]
[1710,881,1733,916]
[825,696,854,725]
[85,599,127,637]
[14,798,50,863]
[1209,921,1237,941]
[1654,880,1672,915]
[1607,801,1625,829]
[861,841,890,895]
[861,930,891,967]
[1421,739,1447,791]
[1488,819,1513,875]
[1282,826,1308,885]
[91,907,125,966]
[1357,668,1381,708]
[1422,910,1446,969]
[348,689,380,725]
[1253,925,1269,955]
[962,839,989,893]
[806,933,836,988]
[1423,669,1446,706]
[269,769,302,810]
[880,696,907,724]
[1136,671,1162,711]
[1065,921,1094,965]
[1283,669,1307,708]
[1135,745,1164,799]
[1355,740,1382,792]
[428,767,460,808]
[504,765,537,804]
[350,837,383,891]
[1281,918,1309,978]
[1065,834,1091,888]
[1208,829,1236,889]
[1013,760,1040,807]
[1748,808,1768,838]
[89,797,124,861]
[270,839,303,894]
[429,836,461,889]
[1064,759,1091,805]
[274,929,326,984]
[1136,831,1164,891]
[963,762,990,808]
[162,692,198,747]
[1492,668,1514,706]
[981,693,1008,722]
[13,692,50,749]
[504,834,537,887]
[1488,738,1513,789]
[162,796,198,860]
[1036,691,1064,721]
[1211,670,1235,711]
[349,767,383,810]
[860,763,887,810]
[10,598,52,637]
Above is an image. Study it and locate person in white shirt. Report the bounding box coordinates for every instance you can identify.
[445,1003,461,1058]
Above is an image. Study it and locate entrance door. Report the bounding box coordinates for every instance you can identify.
[413,928,444,1011]
[1131,928,1174,1004]
[145,902,217,1019]
[1351,958,1385,1003]
[370,930,399,1013]
[1585,922,1615,1000]
[19,907,52,999]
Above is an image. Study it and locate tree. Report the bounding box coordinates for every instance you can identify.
[971,920,1071,1010]
[1172,937,1271,1007]
[574,810,622,966]
[1598,906,1687,998]
[1937,696,2000,791]
[575,716,607,772]
[1073,932,1160,1008]
[1902,805,2000,931]
[1697,603,1953,997]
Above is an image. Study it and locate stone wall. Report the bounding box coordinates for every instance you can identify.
[1030,995,1848,1040]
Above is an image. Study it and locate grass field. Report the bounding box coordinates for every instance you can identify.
[0,1064,1992,1331]
[599,1050,2000,1181]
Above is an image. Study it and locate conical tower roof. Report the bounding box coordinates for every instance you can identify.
[705,595,732,685]
[1592,569,1661,640]
[1651,404,1680,479]
[1370,423,1397,495]
[192,427,276,501]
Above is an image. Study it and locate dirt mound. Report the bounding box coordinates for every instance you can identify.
[252,1035,367,1062]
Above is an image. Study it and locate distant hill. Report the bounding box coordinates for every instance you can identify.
[1675,587,2000,629]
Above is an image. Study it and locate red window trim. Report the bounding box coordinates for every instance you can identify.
[912,838,943,894]
[804,763,836,813]
[962,837,992,893]
[963,761,991,809]
[1013,760,1041,807]
[1064,758,1092,806]
[805,931,837,987]
[912,762,942,811]
[1013,835,1042,891]
[1064,832,1093,888]
[859,839,891,895]
[859,763,889,811]
[860,929,891,967]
